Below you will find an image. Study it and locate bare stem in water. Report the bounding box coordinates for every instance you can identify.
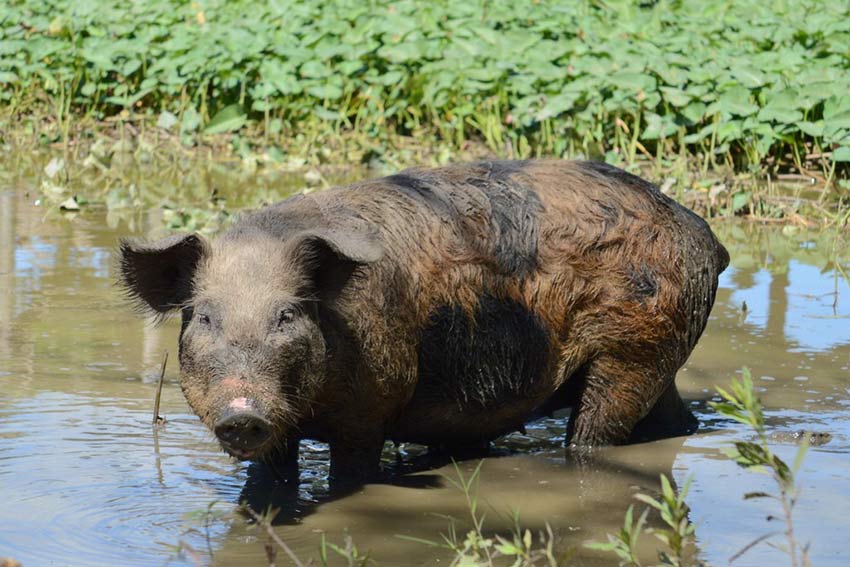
[244,506,306,567]
[153,351,168,426]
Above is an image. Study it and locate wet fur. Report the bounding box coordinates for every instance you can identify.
[120,160,729,479]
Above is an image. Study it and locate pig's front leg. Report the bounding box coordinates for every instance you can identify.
[263,437,301,482]
[328,429,384,484]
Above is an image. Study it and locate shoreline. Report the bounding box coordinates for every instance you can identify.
[2,111,848,231]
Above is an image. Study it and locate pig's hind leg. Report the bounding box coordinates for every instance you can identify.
[565,354,689,447]
[629,381,697,443]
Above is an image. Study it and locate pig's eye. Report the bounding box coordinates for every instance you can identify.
[277,308,297,327]
[197,313,211,326]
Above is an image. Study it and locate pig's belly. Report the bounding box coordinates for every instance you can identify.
[391,296,562,444]
[387,403,532,445]
[386,384,571,446]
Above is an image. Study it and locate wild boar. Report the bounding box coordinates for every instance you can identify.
[119,160,728,481]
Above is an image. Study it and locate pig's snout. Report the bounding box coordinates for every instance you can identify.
[214,408,272,458]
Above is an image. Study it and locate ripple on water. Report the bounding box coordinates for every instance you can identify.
[0,392,244,567]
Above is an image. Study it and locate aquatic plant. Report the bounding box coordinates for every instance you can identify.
[586,474,700,567]
[710,368,811,567]
[397,460,568,566]
[590,368,813,567]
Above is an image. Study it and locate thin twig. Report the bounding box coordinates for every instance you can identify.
[205,504,215,565]
[244,506,306,567]
[780,489,800,567]
[153,350,168,426]
[264,541,277,567]
[796,163,828,186]
[177,540,205,567]
[729,531,783,564]
[775,173,817,182]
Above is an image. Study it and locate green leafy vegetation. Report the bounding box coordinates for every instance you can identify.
[2,0,850,196]
[710,369,811,567]
[397,461,569,566]
[589,369,813,567]
[586,475,700,567]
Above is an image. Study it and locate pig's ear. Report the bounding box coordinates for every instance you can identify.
[290,227,382,297]
[118,233,209,314]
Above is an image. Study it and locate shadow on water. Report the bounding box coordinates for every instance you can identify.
[223,434,690,567]
[1,156,849,566]
[237,435,687,526]
[237,454,448,526]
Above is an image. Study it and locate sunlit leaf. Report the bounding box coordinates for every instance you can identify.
[718,87,759,117]
[204,104,247,134]
[832,146,850,162]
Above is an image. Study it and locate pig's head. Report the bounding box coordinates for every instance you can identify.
[118,226,381,460]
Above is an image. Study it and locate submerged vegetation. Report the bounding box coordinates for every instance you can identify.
[2,0,850,221]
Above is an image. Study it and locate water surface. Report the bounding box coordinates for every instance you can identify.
[0,159,848,566]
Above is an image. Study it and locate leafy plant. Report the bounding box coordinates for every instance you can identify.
[586,475,701,567]
[710,368,812,567]
[2,0,849,189]
[585,504,648,566]
[400,460,568,566]
[589,368,814,567]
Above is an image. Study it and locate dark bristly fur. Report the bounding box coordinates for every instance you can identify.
[415,295,551,409]
[118,160,729,481]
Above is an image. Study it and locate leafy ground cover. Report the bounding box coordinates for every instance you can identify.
[1,0,849,220]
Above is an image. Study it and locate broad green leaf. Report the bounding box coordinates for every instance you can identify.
[824,125,850,144]
[731,191,751,213]
[371,70,405,86]
[642,112,677,140]
[539,93,578,119]
[314,106,340,121]
[204,104,247,134]
[300,60,331,79]
[824,95,850,120]
[306,83,343,100]
[181,107,202,133]
[682,123,714,144]
[729,65,767,88]
[104,88,152,108]
[757,106,802,124]
[681,102,707,124]
[659,86,691,107]
[122,59,141,76]
[270,73,302,95]
[718,87,759,117]
[832,146,850,162]
[610,71,657,94]
[797,121,824,137]
[717,120,744,142]
[824,110,850,130]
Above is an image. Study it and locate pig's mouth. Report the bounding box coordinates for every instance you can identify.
[213,402,274,461]
[221,444,264,461]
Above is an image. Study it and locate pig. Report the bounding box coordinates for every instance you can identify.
[119,160,728,481]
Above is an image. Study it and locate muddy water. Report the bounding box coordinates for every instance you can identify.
[0,162,848,567]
